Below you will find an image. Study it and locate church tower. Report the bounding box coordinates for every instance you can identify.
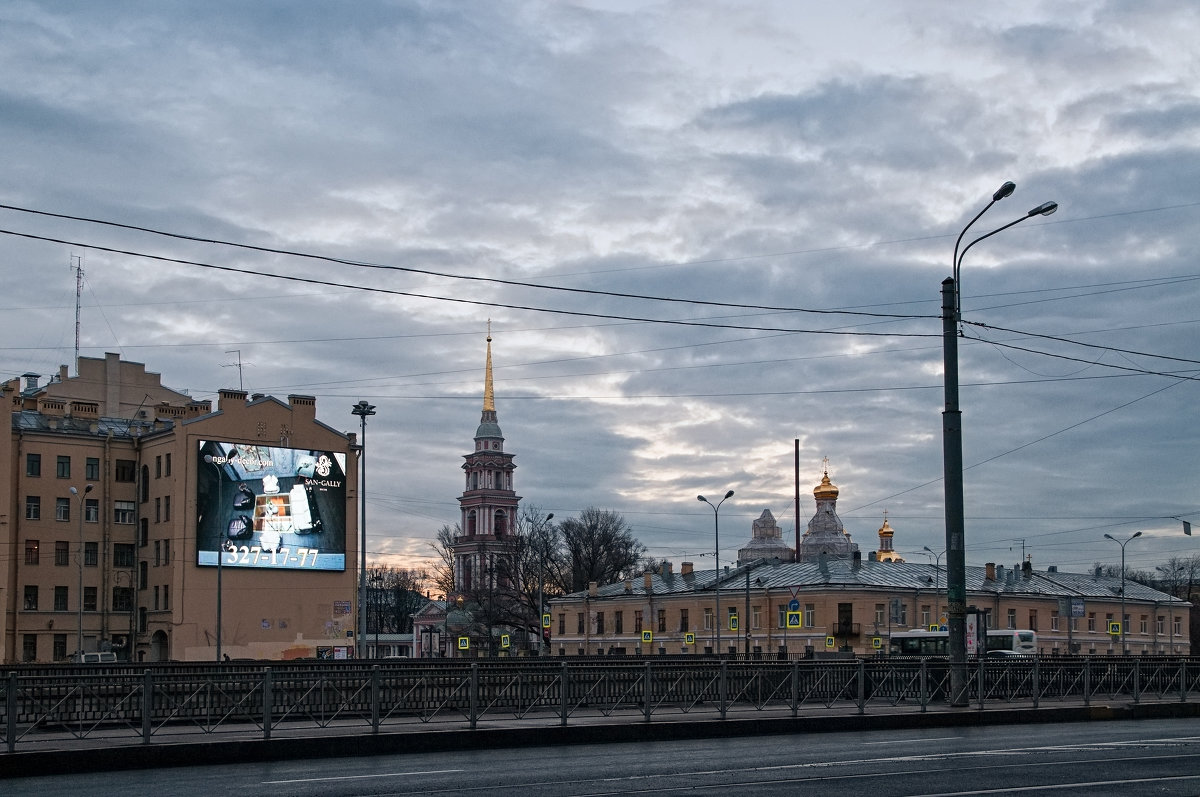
[795,462,860,563]
[452,328,522,595]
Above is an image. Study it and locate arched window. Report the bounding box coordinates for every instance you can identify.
[466,510,477,536]
[494,510,507,536]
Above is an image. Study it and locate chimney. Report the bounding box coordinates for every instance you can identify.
[868,551,877,561]
[1047,565,1058,573]
[22,373,39,392]
[588,581,598,598]
[852,550,861,569]
[1022,560,1033,578]
[663,561,673,576]
[681,562,693,575]
[624,578,633,594]
[218,389,249,410]
[985,562,996,581]
[644,572,653,592]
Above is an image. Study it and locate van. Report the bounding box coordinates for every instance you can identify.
[72,651,118,664]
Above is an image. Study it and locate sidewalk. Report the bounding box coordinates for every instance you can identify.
[5,695,1199,779]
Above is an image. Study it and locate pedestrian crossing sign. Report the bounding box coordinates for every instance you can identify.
[642,630,653,643]
[786,611,801,628]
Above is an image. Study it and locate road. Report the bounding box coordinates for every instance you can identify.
[10,718,1200,796]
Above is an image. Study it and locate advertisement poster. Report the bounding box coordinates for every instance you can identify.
[197,440,347,571]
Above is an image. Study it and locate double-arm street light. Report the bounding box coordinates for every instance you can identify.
[1104,531,1142,654]
[535,513,554,655]
[202,454,225,662]
[698,490,734,657]
[944,181,1056,704]
[352,400,377,659]
[69,484,94,658]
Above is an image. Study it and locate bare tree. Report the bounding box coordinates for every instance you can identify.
[553,507,646,593]
[429,523,459,599]
[365,565,430,635]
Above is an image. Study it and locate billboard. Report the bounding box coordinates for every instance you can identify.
[197,440,348,571]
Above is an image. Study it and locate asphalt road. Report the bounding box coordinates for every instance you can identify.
[10,718,1200,796]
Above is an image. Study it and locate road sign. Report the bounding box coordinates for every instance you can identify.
[788,599,800,611]
[872,637,882,649]
[542,613,551,628]
[500,634,511,649]
[685,632,695,645]
[825,636,835,649]
[786,611,801,628]
[642,630,653,643]
[1109,621,1121,636]
[457,636,469,650]
[729,615,739,631]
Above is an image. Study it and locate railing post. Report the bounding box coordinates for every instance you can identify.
[1032,658,1040,708]
[560,662,568,727]
[919,660,928,713]
[142,669,153,744]
[6,671,16,754]
[790,660,799,718]
[371,665,380,734]
[1133,659,1141,704]
[976,659,984,710]
[262,667,273,741]
[1182,658,1188,704]
[719,660,728,720]
[643,662,652,723]
[469,663,479,730]
[1083,658,1091,707]
[857,660,866,715]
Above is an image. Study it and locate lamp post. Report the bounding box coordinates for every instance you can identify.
[535,513,553,655]
[923,545,945,626]
[202,454,225,662]
[698,490,734,657]
[352,400,376,659]
[1104,531,1142,654]
[944,181,1056,705]
[1156,565,1176,654]
[69,484,94,659]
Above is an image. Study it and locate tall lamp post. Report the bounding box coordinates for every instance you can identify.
[535,513,553,655]
[923,545,945,626]
[69,484,94,658]
[943,181,1056,705]
[1104,531,1142,654]
[352,400,376,659]
[698,490,734,657]
[202,454,225,662]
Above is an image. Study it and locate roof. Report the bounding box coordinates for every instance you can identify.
[554,557,1188,605]
[13,410,160,438]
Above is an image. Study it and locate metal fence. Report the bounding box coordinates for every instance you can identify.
[4,656,1199,754]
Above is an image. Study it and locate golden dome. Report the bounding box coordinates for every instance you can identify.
[813,470,839,501]
[878,517,894,538]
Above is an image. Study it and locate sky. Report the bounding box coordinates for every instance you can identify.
[1,1,1197,582]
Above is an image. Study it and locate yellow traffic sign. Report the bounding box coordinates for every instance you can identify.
[457,636,469,650]
[684,632,695,645]
[642,630,653,643]
[825,636,835,649]
[1108,621,1121,636]
[500,634,511,649]
[786,611,801,628]
[872,637,882,649]
[542,613,551,628]
[729,615,739,631]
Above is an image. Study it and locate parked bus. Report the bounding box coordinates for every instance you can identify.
[888,629,1037,657]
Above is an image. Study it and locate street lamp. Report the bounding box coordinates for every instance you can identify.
[202,454,225,662]
[698,490,734,657]
[1156,565,1176,655]
[923,545,945,626]
[535,513,554,655]
[352,400,376,659]
[69,484,94,659]
[943,181,1056,705]
[1104,531,1142,654]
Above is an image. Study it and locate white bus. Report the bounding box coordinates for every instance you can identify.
[888,629,1037,657]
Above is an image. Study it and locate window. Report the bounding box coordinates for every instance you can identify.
[84,541,98,567]
[84,587,97,612]
[54,586,68,611]
[85,457,100,480]
[113,587,133,612]
[25,539,40,565]
[634,610,643,634]
[557,614,565,635]
[920,605,931,628]
[703,607,713,630]
[162,584,169,610]
[1174,617,1182,636]
[85,498,99,522]
[727,606,737,631]
[1087,613,1096,632]
[26,495,41,520]
[777,604,787,628]
[751,605,761,630]
[164,495,171,521]
[657,609,666,633]
[679,608,689,632]
[154,540,161,566]
[23,634,38,662]
[1051,611,1060,631]
[155,455,162,478]
[26,453,41,477]
[804,603,816,628]
[139,607,147,632]
[113,543,135,568]
[875,603,885,625]
[56,455,71,479]
[139,518,148,547]
[53,634,67,661]
[1028,610,1038,631]
[164,453,171,476]
[55,540,70,566]
[114,460,136,482]
[1006,608,1017,630]
[154,497,161,523]
[56,497,71,521]
[140,466,150,501]
[596,612,605,635]
[1139,615,1148,634]
[153,586,159,610]
[23,585,38,610]
[138,561,148,590]
[614,611,623,634]
[114,500,136,524]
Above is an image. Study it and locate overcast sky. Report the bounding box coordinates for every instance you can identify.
[2,1,1196,581]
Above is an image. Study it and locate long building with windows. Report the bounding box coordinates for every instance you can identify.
[548,470,1191,657]
[1,354,359,663]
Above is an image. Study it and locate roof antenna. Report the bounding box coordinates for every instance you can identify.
[71,255,84,375]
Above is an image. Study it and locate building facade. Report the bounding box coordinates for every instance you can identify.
[2,354,359,663]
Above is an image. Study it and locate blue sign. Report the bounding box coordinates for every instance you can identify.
[788,599,800,611]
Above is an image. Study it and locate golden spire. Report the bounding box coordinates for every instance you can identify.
[483,320,495,412]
